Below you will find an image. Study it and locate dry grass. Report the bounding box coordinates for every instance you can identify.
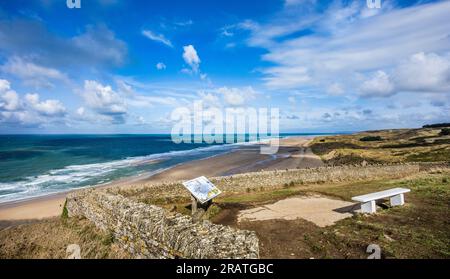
[310,128,450,165]
[0,217,131,259]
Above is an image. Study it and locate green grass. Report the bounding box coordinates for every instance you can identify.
[61,199,69,219]
[407,147,450,162]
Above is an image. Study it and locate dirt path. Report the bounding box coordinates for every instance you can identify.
[237,195,356,227]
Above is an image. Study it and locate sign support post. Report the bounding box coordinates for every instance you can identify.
[191,194,198,215]
[182,176,222,222]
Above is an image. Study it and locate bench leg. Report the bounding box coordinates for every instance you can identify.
[390,194,405,207]
[361,200,376,214]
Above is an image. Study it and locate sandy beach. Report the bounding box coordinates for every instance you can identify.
[0,137,323,223]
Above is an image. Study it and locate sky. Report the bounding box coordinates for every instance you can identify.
[0,0,449,134]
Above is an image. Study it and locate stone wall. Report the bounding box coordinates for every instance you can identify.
[66,190,259,259]
[115,163,422,202]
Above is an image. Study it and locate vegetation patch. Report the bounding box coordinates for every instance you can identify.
[311,127,450,164]
[360,136,383,142]
[0,217,130,259]
[440,128,450,136]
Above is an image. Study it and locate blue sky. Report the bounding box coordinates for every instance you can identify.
[0,0,449,134]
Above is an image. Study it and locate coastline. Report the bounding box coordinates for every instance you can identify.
[0,136,322,223]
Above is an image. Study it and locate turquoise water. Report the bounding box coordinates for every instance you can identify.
[0,134,330,203]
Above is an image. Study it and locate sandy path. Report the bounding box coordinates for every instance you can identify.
[238,195,356,227]
[0,136,322,222]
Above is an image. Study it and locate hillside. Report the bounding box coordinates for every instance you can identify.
[310,127,450,165]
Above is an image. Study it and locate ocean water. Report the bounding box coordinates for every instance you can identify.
[0,134,328,203]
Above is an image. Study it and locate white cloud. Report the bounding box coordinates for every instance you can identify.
[142,30,173,48]
[156,62,167,70]
[0,79,20,111]
[0,79,11,92]
[360,71,395,97]
[263,66,311,89]
[1,57,69,88]
[174,20,193,27]
[216,86,257,106]
[0,79,67,128]
[25,93,66,117]
[221,29,234,37]
[115,80,181,108]
[0,91,20,111]
[82,80,127,123]
[182,45,201,73]
[243,1,450,93]
[327,83,345,96]
[394,52,450,92]
[360,52,450,97]
[76,107,85,116]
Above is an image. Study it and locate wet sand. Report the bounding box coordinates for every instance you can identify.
[0,137,323,223]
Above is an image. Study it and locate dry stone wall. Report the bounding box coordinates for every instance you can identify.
[66,190,259,259]
[115,163,422,202]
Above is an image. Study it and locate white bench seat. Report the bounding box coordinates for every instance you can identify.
[352,188,411,214]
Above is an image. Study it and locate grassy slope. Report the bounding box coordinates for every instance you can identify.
[0,217,130,259]
[214,170,450,258]
[310,128,450,165]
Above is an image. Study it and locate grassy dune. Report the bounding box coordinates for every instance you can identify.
[310,127,450,165]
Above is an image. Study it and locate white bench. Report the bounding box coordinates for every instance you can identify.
[352,188,411,214]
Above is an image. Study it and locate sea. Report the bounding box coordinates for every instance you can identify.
[0,134,332,203]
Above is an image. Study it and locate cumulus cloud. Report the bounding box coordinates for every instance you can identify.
[182,45,201,73]
[360,71,395,98]
[0,79,67,128]
[142,30,173,48]
[156,62,167,70]
[25,93,66,117]
[82,80,127,124]
[0,80,20,111]
[360,52,450,97]
[0,79,10,92]
[394,52,450,93]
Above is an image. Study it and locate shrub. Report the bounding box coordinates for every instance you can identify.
[439,128,450,136]
[423,123,450,128]
[360,136,383,142]
[61,199,69,219]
